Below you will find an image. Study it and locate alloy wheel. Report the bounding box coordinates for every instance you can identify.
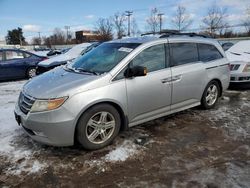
[206,84,218,106]
[85,111,116,144]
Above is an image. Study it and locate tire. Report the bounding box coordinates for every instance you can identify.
[201,81,221,109]
[76,104,121,150]
[26,67,37,78]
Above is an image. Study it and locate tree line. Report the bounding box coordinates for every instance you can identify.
[5,3,250,46]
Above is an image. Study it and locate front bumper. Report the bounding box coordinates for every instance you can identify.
[14,102,76,146]
[230,72,250,83]
[230,72,250,89]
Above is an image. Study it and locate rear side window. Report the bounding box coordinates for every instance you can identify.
[198,43,223,62]
[170,43,198,66]
[5,51,24,60]
[131,44,166,72]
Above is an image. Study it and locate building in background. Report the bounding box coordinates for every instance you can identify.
[75,30,99,43]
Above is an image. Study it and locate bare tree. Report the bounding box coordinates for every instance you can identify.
[95,18,113,41]
[171,5,193,32]
[146,8,160,33]
[51,28,66,45]
[130,17,141,36]
[242,7,250,34]
[202,4,228,37]
[31,37,41,45]
[113,12,126,39]
[43,36,51,48]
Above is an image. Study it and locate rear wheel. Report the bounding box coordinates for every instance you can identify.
[201,81,220,109]
[76,104,121,150]
[26,67,37,78]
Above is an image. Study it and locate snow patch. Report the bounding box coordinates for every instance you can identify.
[105,140,139,162]
[7,160,46,175]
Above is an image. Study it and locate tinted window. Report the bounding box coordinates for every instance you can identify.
[6,51,24,60]
[131,44,166,72]
[198,43,223,62]
[170,43,198,66]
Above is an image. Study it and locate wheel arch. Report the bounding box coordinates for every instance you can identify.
[73,100,128,144]
[210,78,223,97]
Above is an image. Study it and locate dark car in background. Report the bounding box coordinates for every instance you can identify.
[47,48,71,57]
[0,49,47,81]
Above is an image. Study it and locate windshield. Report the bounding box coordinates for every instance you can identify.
[69,42,140,74]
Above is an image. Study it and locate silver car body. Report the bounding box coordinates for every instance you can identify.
[15,36,230,146]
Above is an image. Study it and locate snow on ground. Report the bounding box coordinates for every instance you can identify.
[104,140,139,162]
[0,80,47,175]
[0,80,26,154]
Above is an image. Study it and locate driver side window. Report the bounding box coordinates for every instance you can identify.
[113,44,168,81]
[131,44,166,72]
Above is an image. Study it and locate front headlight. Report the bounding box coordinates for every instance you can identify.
[243,64,250,72]
[30,97,68,112]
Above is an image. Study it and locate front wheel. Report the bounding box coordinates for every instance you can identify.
[76,104,121,150]
[201,81,220,109]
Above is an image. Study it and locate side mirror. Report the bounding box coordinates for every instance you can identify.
[124,66,147,78]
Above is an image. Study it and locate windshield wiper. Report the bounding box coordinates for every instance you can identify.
[75,68,98,75]
[65,65,76,72]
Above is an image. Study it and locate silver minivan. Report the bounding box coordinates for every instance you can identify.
[15,33,230,150]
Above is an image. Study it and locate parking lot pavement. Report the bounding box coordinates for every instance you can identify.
[0,80,249,187]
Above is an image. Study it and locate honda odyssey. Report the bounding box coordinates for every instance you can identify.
[15,33,230,150]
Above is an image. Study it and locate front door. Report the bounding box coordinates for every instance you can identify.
[125,43,172,124]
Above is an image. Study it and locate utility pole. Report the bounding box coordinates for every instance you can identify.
[64,26,70,44]
[38,32,41,45]
[125,11,133,36]
[158,13,164,32]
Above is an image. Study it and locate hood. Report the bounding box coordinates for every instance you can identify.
[23,66,99,99]
[227,40,250,54]
[226,51,250,63]
[38,54,72,66]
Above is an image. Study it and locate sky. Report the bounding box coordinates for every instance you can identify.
[0,0,250,42]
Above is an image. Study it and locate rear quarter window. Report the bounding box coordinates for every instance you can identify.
[198,43,223,62]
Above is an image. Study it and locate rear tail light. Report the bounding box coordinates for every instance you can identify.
[42,57,48,61]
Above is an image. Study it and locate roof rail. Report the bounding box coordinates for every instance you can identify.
[141,31,211,38]
[141,30,179,36]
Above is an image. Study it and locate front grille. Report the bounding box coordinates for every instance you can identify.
[239,77,250,81]
[19,92,35,114]
[230,77,236,81]
[230,64,240,71]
